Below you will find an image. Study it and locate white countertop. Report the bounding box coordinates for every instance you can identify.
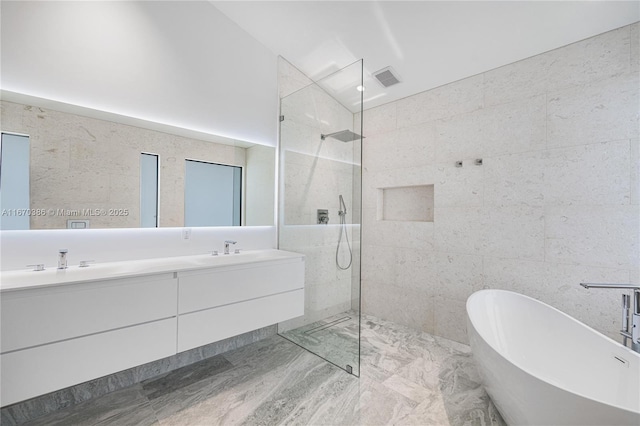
[0,249,304,292]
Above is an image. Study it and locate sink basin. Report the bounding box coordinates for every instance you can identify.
[0,249,304,292]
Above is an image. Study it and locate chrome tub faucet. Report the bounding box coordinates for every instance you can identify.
[580,282,640,353]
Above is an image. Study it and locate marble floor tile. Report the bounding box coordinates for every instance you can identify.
[23,385,159,426]
[17,314,504,426]
[142,354,234,400]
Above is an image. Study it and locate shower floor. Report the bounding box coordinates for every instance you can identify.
[279,311,360,374]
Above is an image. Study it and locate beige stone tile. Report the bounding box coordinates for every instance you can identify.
[30,136,71,179]
[362,102,397,136]
[361,169,378,210]
[397,122,437,165]
[396,74,483,129]
[362,131,399,173]
[362,281,435,335]
[484,25,632,107]
[433,207,485,255]
[547,72,639,148]
[434,161,483,208]
[483,50,551,107]
[631,139,639,206]
[545,24,631,91]
[630,266,639,286]
[545,140,631,206]
[360,244,393,284]
[482,257,546,299]
[0,101,25,131]
[433,296,469,344]
[365,165,437,193]
[303,245,339,284]
[278,56,313,98]
[545,205,639,269]
[306,280,351,315]
[108,173,140,205]
[434,252,483,301]
[278,225,309,249]
[481,94,546,157]
[434,206,544,261]
[393,247,438,292]
[433,109,485,164]
[631,22,639,73]
[482,206,545,261]
[364,122,437,173]
[483,151,546,207]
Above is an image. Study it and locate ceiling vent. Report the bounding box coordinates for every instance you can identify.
[372,66,401,88]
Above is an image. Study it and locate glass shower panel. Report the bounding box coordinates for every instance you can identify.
[278,60,363,376]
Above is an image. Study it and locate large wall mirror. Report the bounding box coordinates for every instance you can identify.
[0,93,275,230]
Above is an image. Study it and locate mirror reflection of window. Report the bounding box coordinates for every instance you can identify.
[140,153,159,228]
[184,160,241,227]
[0,133,30,230]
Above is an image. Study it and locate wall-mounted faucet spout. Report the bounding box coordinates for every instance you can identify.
[58,249,68,270]
[580,283,640,290]
[224,240,237,255]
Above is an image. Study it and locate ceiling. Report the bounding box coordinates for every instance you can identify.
[212,1,639,111]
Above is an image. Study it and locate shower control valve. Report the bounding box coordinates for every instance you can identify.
[317,209,329,225]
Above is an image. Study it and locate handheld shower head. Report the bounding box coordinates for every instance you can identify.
[338,195,347,216]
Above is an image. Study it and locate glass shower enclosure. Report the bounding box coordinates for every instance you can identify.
[277,59,363,376]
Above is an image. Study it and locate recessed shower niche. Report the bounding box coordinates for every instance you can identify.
[378,184,434,222]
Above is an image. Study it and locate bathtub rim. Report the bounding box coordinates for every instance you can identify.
[466,288,640,416]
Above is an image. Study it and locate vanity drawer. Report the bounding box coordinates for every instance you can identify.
[1,273,177,353]
[177,289,304,352]
[0,317,176,407]
[178,259,304,314]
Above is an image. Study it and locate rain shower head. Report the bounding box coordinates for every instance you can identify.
[320,130,364,143]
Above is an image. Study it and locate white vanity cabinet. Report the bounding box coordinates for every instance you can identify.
[0,250,305,407]
[177,258,305,352]
[0,274,178,407]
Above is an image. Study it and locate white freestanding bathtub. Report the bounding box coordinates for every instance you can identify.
[466,289,640,426]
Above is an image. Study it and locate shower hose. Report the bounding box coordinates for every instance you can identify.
[336,195,353,270]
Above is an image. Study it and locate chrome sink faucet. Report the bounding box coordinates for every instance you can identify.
[58,249,68,269]
[580,283,640,353]
[224,240,237,255]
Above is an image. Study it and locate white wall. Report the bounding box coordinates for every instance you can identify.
[360,23,640,344]
[0,1,277,147]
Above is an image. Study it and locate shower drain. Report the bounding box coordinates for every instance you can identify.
[304,316,352,335]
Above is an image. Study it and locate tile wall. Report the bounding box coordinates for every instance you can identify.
[360,23,640,343]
